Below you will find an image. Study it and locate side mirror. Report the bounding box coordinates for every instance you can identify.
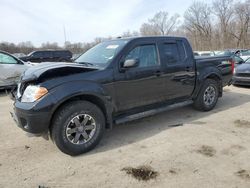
[17,60,24,65]
[239,60,244,64]
[122,59,139,68]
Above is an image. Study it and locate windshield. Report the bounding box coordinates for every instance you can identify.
[75,40,128,67]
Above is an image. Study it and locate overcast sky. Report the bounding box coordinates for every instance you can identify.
[0,0,212,46]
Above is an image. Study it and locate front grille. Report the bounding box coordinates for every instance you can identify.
[17,83,27,100]
[235,73,250,77]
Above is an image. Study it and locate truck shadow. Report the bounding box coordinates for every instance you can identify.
[85,87,250,156]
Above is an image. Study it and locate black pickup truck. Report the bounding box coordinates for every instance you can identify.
[12,37,233,155]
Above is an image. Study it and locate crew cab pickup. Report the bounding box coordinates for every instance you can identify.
[12,37,233,155]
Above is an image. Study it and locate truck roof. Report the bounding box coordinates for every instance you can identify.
[111,36,187,42]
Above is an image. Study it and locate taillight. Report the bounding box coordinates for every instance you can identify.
[230,60,235,74]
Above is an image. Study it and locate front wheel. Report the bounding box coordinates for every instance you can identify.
[193,79,219,111]
[51,100,105,156]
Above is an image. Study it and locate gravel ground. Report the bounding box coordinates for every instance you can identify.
[0,86,250,188]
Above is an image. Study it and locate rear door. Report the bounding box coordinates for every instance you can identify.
[53,51,65,61]
[114,41,166,112]
[158,39,196,100]
[42,51,53,62]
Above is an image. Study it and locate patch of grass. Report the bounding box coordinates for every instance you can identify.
[122,165,158,181]
[196,145,216,157]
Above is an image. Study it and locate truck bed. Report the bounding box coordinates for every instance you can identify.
[195,55,233,87]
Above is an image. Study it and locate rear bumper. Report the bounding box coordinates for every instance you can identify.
[232,76,250,86]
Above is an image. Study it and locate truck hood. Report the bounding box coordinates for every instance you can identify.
[21,62,99,82]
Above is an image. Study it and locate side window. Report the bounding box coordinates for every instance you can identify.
[32,52,41,58]
[177,41,187,61]
[0,53,17,64]
[163,43,180,65]
[163,42,187,65]
[63,51,71,57]
[125,44,159,68]
[43,52,52,58]
[54,51,62,57]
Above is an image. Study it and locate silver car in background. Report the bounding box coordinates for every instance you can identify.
[0,51,30,89]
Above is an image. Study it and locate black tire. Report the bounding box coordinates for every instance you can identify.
[193,79,219,111]
[51,100,105,156]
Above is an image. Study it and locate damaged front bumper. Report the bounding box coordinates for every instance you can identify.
[10,88,54,137]
[11,101,51,134]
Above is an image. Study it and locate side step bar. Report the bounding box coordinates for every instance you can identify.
[115,100,193,124]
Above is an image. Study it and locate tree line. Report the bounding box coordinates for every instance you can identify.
[1,0,249,54]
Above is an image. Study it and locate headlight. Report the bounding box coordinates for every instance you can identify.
[21,85,48,103]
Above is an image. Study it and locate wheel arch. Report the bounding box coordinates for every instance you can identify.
[205,73,223,97]
[193,71,223,99]
[49,93,113,134]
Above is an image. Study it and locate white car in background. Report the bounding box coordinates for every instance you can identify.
[0,51,31,89]
[194,51,215,57]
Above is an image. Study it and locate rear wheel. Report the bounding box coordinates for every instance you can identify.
[51,100,105,156]
[193,79,219,111]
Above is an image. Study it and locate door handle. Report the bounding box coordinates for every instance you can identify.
[185,66,192,72]
[154,70,162,77]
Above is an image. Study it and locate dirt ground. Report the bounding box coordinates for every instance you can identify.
[0,86,250,188]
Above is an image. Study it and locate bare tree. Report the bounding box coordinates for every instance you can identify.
[40,42,60,50]
[120,30,140,37]
[2,1,250,54]
[213,0,235,48]
[140,11,180,36]
[184,1,213,50]
[230,0,250,48]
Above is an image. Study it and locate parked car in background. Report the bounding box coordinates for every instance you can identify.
[20,50,72,63]
[194,51,215,57]
[0,51,30,89]
[239,50,250,61]
[232,57,250,86]
[12,36,233,155]
[213,51,223,55]
[12,53,26,58]
[72,53,81,61]
[193,52,199,56]
[232,55,245,65]
[216,50,245,65]
[216,50,234,56]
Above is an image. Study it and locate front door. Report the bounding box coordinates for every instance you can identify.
[114,43,165,112]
